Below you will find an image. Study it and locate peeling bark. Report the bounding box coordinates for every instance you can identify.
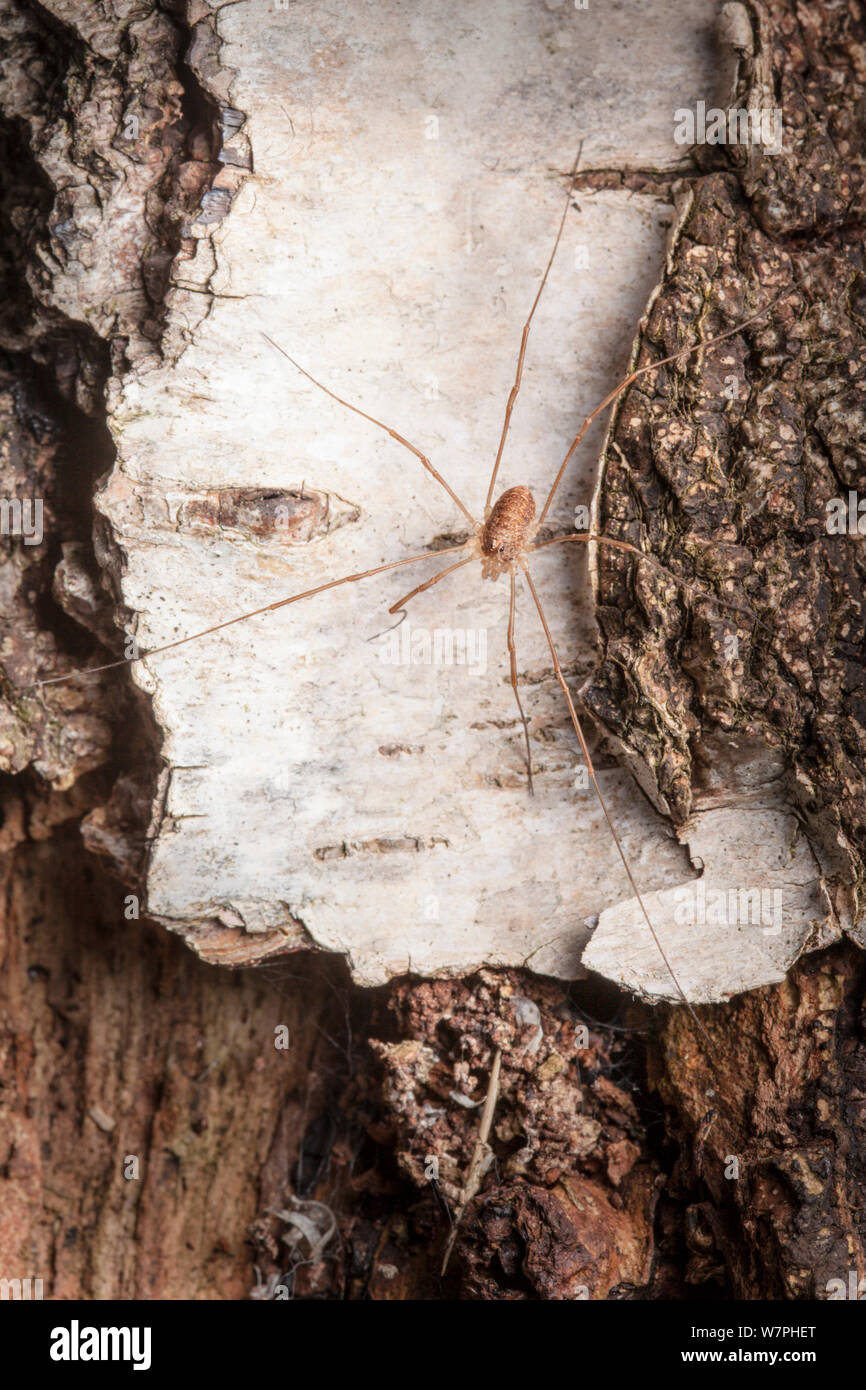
[2,0,866,1306]
[93,0,720,981]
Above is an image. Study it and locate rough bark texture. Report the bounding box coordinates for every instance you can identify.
[0,0,329,1300]
[582,0,866,1297]
[656,942,866,1299]
[0,839,351,1299]
[1,0,865,1304]
[586,0,866,933]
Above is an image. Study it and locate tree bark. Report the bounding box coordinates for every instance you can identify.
[1,0,864,1303]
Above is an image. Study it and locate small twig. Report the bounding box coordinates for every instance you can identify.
[441,1047,502,1275]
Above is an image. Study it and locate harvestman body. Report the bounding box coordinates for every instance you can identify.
[28,151,778,1049]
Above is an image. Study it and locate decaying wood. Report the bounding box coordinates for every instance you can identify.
[2,0,866,1304]
[369,971,660,1298]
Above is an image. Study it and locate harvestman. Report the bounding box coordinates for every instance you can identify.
[29,154,778,1044]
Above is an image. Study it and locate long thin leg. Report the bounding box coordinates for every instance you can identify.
[261,334,478,530]
[533,531,648,561]
[523,566,712,1049]
[530,531,769,634]
[24,543,470,691]
[536,291,783,526]
[387,554,474,614]
[483,144,583,514]
[507,572,534,795]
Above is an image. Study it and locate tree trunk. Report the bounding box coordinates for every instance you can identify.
[1,0,864,1302]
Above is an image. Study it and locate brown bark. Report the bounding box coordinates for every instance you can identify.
[587,0,866,910]
[0,838,350,1299]
[0,0,350,1301]
[1,0,865,1304]
[583,0,866,1296]
[656,942,866,1299]
[356,0,866,1299]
